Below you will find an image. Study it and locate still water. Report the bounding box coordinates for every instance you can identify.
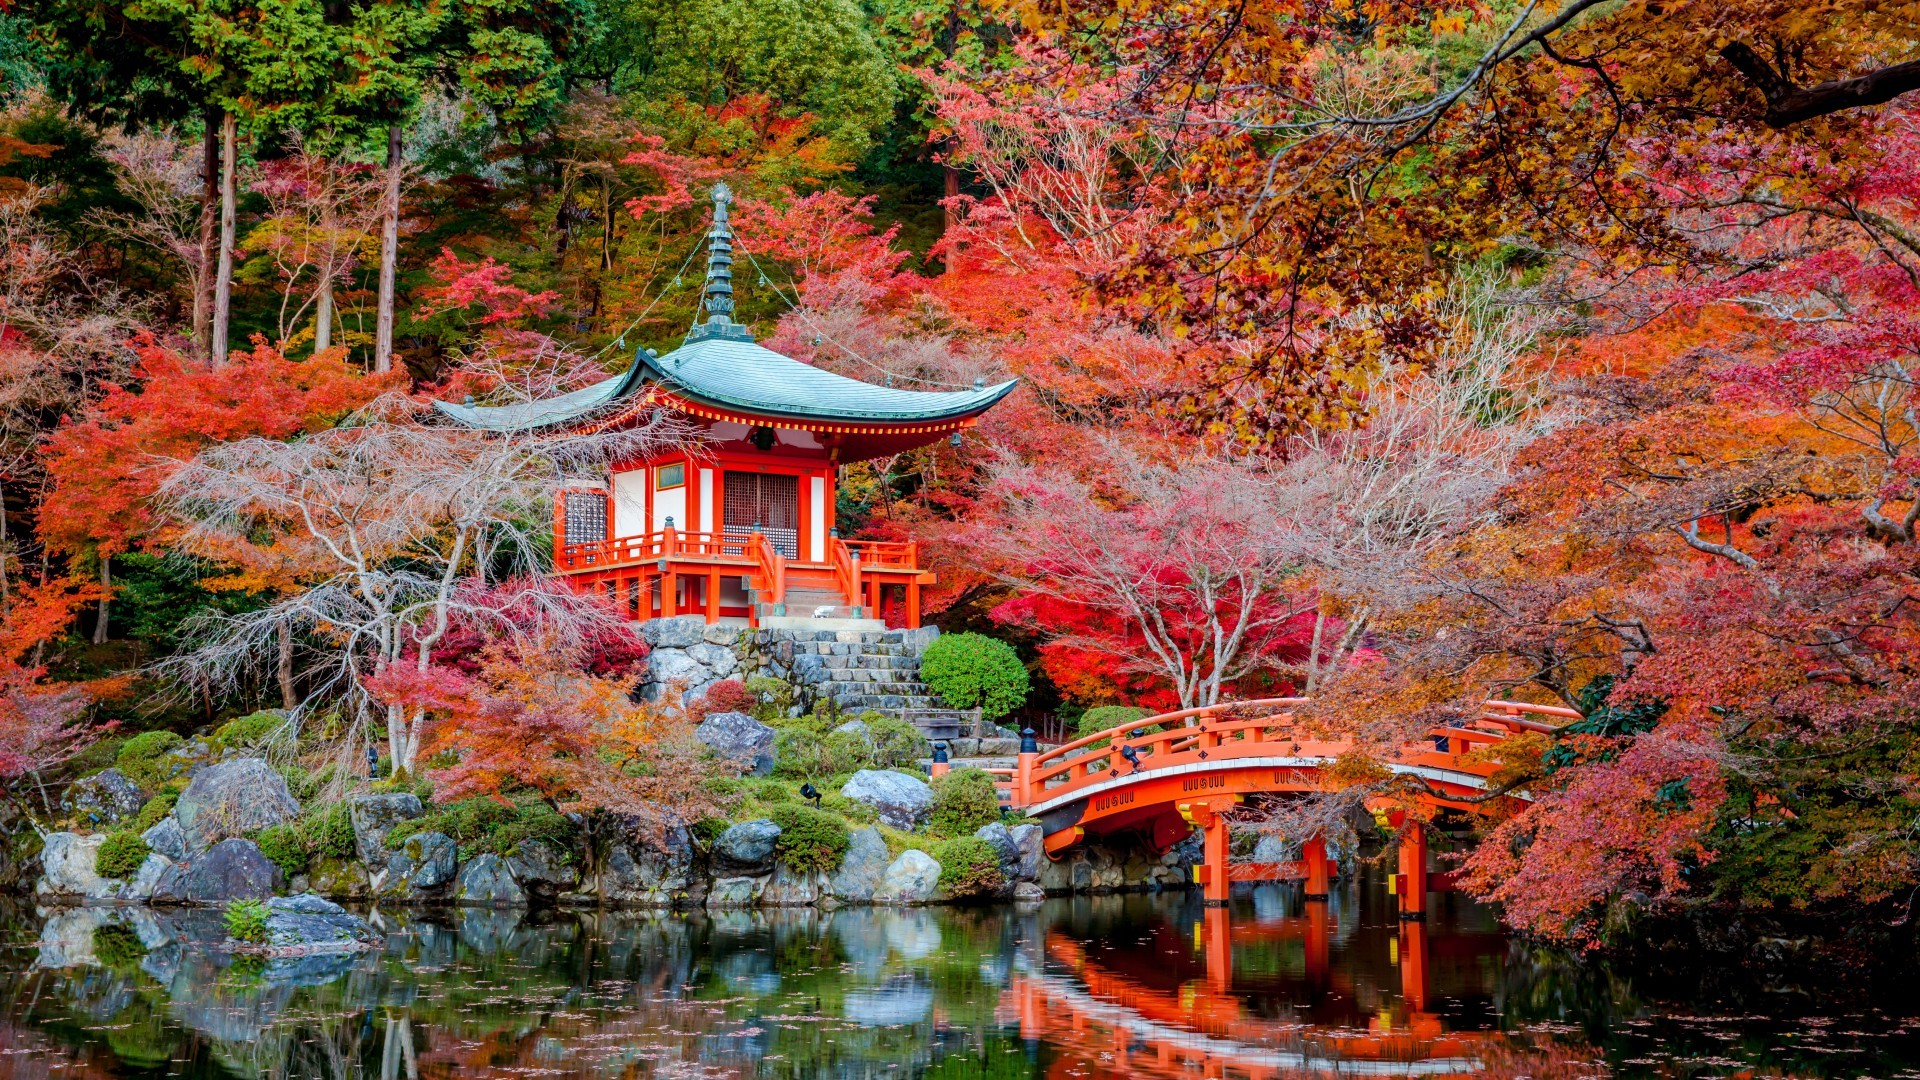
[5,873,1920,1079]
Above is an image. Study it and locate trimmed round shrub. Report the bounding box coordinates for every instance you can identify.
[933,836,1006,899]
[1077,705,1155,738]
[929,767,1003,836]
[95,831,150,879]
[918,633,1029,720]
[768,804,851,874]
[772,727,834,779]
[695,678,756,719]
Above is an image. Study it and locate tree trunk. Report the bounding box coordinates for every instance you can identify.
[277,621,299,710]
[314,279,333,355]
[91,556,110,645]
[195,111,220,358]
[210,112,238,368]
[385,701,405,775]
[373,124,402,374]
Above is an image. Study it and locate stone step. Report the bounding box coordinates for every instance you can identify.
[831,694,944,710]
[794,641,908,657]
[819,678,932,694]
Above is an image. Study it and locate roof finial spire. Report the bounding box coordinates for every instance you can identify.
[686,182,754,344]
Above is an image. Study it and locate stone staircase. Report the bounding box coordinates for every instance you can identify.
[777,628,977,739]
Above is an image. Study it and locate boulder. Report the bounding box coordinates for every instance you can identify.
[1012,881,1047,903]
[1251,834,1294,864]
[63,769,144,827]
[872,850,941,904]
[1007,824,1045,883]
[36,832,112,900]
[840,770,934,830]
[974,823,1019,870]
[348,793,423,866]
[603,825,694,906]
[142,816,188,862]
[307,857,371,900]
[685,642,738,678]
[705,876,767,907]
[760,863,826,906]
[696,712,777,776]
[829,828,890,902]
[264,894,379,951]
[174,758,300,853]
[506,838,580,890]
[453,853,527,907]
[711,820,780,875]
[403,832,458,889]
[645,648,712,689]
[637,617,706,649]
[183,838,279,904]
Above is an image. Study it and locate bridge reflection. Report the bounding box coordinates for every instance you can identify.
[1002,888,1510,1078]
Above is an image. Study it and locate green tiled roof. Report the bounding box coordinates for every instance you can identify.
[434,337,1017,431]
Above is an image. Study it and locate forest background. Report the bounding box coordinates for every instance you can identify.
[0,0,1916,949]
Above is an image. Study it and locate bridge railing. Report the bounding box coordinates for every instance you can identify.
[1008,696,1583,810]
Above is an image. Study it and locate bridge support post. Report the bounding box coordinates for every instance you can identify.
[1303,836,1330,899]
[1203,906,1233,993]
[1395,824,1428,920]
[1179,795,1241,907]
[1398,918,1429,1011]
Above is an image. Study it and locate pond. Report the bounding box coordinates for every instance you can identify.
[5,870,1920,1079]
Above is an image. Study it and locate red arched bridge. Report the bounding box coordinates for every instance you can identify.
[946,697,1577,913]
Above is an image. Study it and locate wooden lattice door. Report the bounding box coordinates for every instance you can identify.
[722,471,800,558]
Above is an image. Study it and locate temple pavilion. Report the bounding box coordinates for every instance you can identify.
[438,184,1016,629]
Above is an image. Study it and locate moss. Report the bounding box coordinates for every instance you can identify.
[95,831,150,879]
[692,817,729,846]
[933,836,1005,899]
[254,802,355,877]
[214,711,285,751]
[767,803,851,874]
[929,768,1003,836]
[748,778,795,803]
[255,823,310,877]
[115,731,183,788]
[819,793,878,825]
[131,792,177,833]
[92,922,148,969]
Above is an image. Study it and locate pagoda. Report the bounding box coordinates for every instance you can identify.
[438,184,1016,629]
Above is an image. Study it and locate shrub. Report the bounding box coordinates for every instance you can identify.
[95,831,150,879]
[748,778,794,803]
[255,823,309,877]
[824,727,877,771]
[214,711,285,751]
[929,768,1004,836]
[933,836,1006,899]
[918,633,1029,720]
[224,899,268,944]
[385,796,576,857]
[692,817,729,846]
[866,715,928,769]
[768,804,851,874]
[772,727,834,779]
[1078,705,1155,738]
[116,730,184,790]
[694,678,756,718]
[745,675,794,723]
[92,922,148,968]
[132,792,178,833]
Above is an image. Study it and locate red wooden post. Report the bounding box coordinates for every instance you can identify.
[1303,835,1331,898]
[1396,824,1428,919]
[705,567,719,624]
[1305,893,1330,987]
[1203,906,1233,994]
[1399,918,1429,1011]
[906,578,921,629]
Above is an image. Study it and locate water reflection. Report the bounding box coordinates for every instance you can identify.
[4,876,1920,1078]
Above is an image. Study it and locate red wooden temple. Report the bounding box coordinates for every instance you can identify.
[438,184,1015,629]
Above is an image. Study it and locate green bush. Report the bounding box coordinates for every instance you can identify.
[95,831,150,879]
[385,796,576,857]
[224,899,268,944]
[933,836,1006,899]
[214,711,285,751]
[867,715,929,769]
[772,727,834,779]
[929,767,1004,836]
[116,731,184,790]
[1078,705,1155,737]
[692,817,729,846]
[768,804,851,874]
[92,922,148,968]
[748,778,795,803]
[918,633,1029,720]
[745,675,795,724]
[255,803,356,878]
[132,792,178,833]
[255,823,309,877]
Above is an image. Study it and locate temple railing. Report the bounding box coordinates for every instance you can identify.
[744,530,787,611]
